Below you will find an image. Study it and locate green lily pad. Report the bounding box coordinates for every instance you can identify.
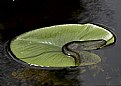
[10,24,115,67]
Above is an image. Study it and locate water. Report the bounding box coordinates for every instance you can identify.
[0,0,121,85]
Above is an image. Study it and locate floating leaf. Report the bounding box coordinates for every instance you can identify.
[9,24,115,67]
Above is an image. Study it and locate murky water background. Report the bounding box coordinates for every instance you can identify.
[0,0,121,85]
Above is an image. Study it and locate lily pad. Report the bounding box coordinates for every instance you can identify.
[9,24,115,67]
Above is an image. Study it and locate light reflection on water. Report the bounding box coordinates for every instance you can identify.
[0,0,121,85]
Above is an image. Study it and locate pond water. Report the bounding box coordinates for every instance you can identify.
[0,0,121,85]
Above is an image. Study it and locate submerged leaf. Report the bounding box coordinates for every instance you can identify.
[79,51,101,66]
[10,24,115,67]
[64,39,106,51]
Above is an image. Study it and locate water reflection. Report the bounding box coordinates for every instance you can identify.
[0,0,120,85]
[11,68,83,86]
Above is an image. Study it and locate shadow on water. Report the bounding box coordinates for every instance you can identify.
[0,0,121,85]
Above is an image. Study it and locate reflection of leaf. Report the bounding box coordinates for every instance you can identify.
[10,24,115,67]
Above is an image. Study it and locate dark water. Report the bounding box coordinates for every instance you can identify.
[0,0,121,85]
